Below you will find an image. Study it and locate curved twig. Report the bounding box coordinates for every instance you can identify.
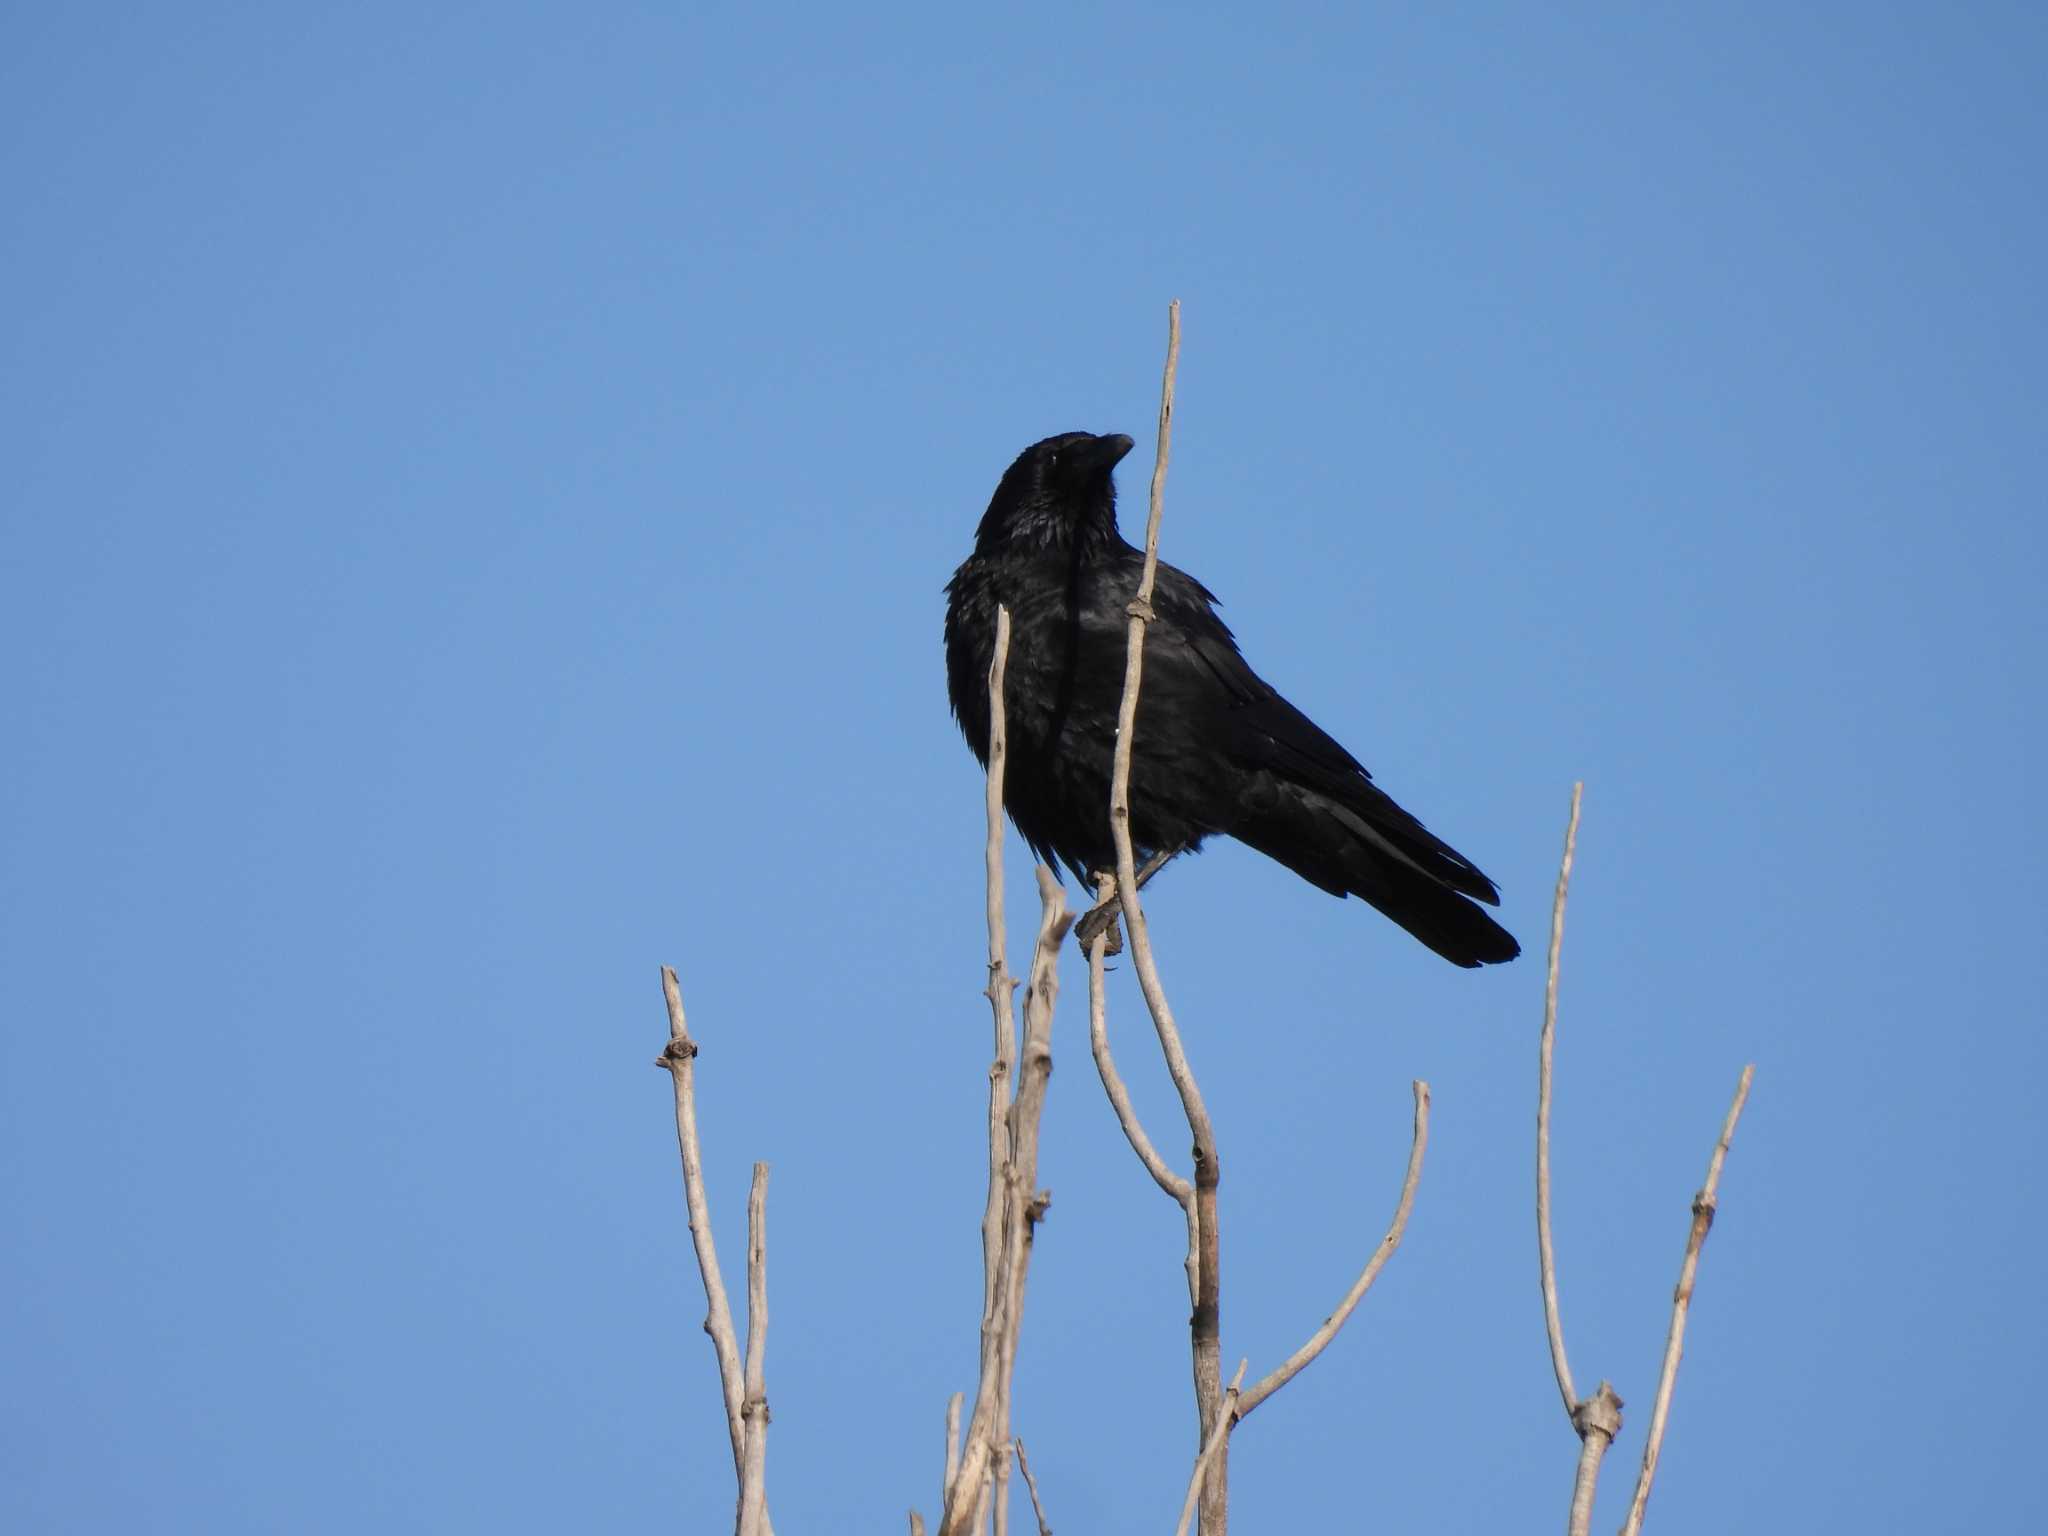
[1236,1081,1430,1420]
[1086,874,1192,1205]
[1538,781,1584,1422]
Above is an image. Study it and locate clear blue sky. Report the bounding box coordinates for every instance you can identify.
[5,4,2043,1530]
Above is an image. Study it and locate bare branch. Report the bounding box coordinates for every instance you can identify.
[991,870,1073,1536]
[1237,1080,1430,1420]
[657,968,748,1479]
[977,603,1020,1424]
[943,611,1074,1536]
[1567,1382,1623,1536]
[1173,1359,1247,1536]
[1538,781,1585,1423]
[1102,299,1229,1529]
[657,970,775,1536]
[1014,1439,1053,1536]
[1086,874,1193,1206]
[1618,1065,1756,1536]
[942,1391,962,1514]
[737,1163,771,1536]
[946,608,1018,1532]
[910,1513,926,1536]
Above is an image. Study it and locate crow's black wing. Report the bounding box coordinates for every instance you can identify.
[1146,564,1505,910]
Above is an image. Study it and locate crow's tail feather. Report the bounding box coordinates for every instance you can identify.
[1233,782,1521,968]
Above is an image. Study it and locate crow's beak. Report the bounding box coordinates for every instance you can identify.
[1089,433,1136,472]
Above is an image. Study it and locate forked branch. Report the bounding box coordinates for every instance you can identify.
[1535,784,1756,1536]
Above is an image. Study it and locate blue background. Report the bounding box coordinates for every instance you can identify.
[5,4,2043,1530]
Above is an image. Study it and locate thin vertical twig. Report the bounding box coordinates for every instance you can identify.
[1105,301,1228,1530]
[737,1164,771,1536]
[943,609,1073,1536]
[943,1391,962,1515]
[947,608,1018,1534]
[1538,781,1585,1422]
[658,971,749,1476]
[1014,1439,1053,1536]
[658,970,775,1536]
[991,869,1072,1536]
[1535,784,1621,1536]
[1618,1065,1756,1536]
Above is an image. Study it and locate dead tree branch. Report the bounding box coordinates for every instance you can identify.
[941,607,1075,1536]
[1173,1359,1248,1536]
[658,966,775,1536]
[1235,1080,1430,1420]
[1014,1438,1053,1536]
[1535,783,1623,1536]
[947,604,1019,1533]
[942,1391,962,1518]
[1086,873,1192,1206]
[1618,1065,1755,1536]
[737,1163,771,1536]
[1099,298,1233,1532]
[1535,784,1756,1536]
[1538,781,1585,1421]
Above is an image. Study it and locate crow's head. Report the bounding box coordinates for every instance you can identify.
[973,431,1134,554]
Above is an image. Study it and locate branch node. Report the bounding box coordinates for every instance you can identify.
[1572,1381,1624,1443]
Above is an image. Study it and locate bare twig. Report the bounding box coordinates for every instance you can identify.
[737,1163,771,1536]
[990,870,1073,1536]
[1014,1439,1053,1536]
[1535,783,1755,1534]
[1107,300,1228,1529]
[1086,874,1193,1205]
[942,1391,962,1514]
[1536,784,1622,1536]
[977,603,1020,1420]
[1236,1081,1430,1419]
[657,969,749,1479]
[1538,781,1585,1422]
[1103,300,1229,1531]
[657,970,775,1536]
[1618,1065,1756,1536]
[947,608,1018,1533]
[910,1514,927,1536]
[1173,1359,1247,1536]
[942,610,1074,1536]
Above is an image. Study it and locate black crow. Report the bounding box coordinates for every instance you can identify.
[944,430,1519,968]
